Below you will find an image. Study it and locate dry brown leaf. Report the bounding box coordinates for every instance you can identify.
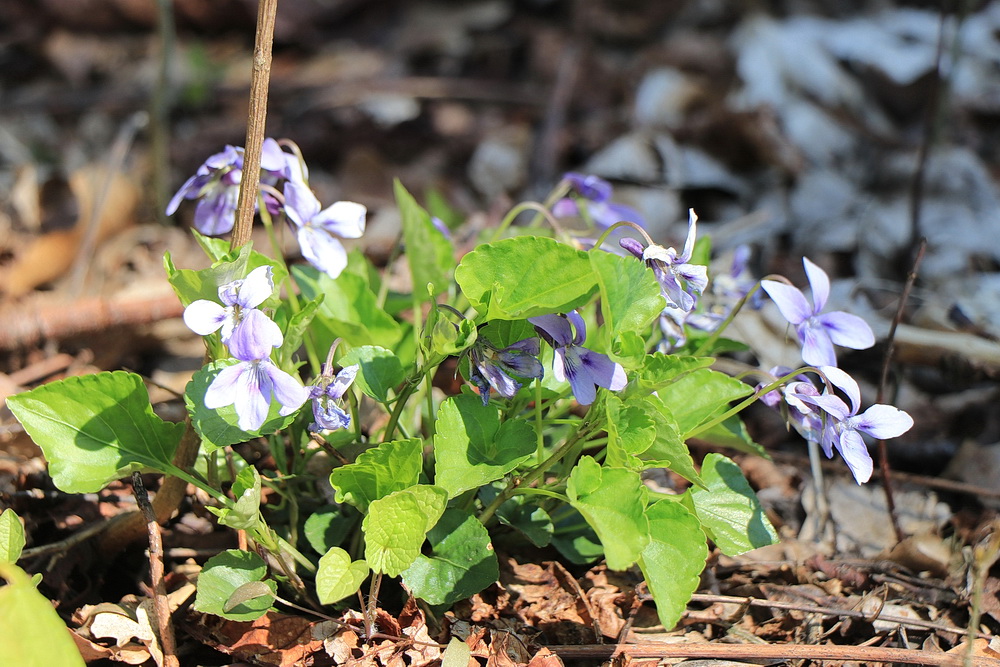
[204,611,322,667]
[1,165,138,298]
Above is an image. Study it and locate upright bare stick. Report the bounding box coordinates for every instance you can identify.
[231,0,279,250]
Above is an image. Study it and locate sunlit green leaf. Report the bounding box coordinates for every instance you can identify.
[363,485,448,576]
[638,500,708,629]
[0,509,25,565]
[339,346,404,403]
[8,372,184,494]
[567,457,648,570]
[329,438,422,513]
[456,236,598,319]
[316,547,369,605]
[194,550,275,621]
[689,453,778,556]
[395,179,454,298]
[590,249,664,340]
[402,509,498,605]
[0,563,85,666]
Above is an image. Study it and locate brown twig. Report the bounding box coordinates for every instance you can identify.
[132,472,179,667]
[687,592,972,637]
[876,238,927,545]
[0,290,183,350]
[546,641,994,665]
[231,0,278,250]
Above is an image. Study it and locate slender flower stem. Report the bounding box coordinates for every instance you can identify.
[684,367,819,441]
[490,202,566,243]
[592,220,654,253]
[382,374,421,442]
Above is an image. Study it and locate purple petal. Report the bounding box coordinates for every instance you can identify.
[328,365,359,400]
[761,280,811,326]
[183,300,228,336]
[851,404,914,440]
[679,209,698,263]
[802,257,829,313]
[313,399,352,431]
[566,311,587,345]
[816,311,875,350]
[262,362,309,416]
[480,361,522,399]
[313,201,366,239]
[819,365,861,415]
[552,198,579,218]
[562,347,626,405]
[797,391,850,420]
[799,322,837,367]
[835,429,873,483]
[193,190,238,236]
[205,145,242,171]
[498,348,544,380]
[529,314,574,347]
[259,138,288,174]
[234,362,270,431]
[166,174,200,215]
[565,172,612,202]
[283,181,321,227]
[232,266,275,309]
[505,337,540,356]
[228,309,283,361]
[297,225,349,279]
[619,237,645,259]
[204,362,246,409]
[676,262,709,296]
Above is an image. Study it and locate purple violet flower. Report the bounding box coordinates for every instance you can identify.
[308,365,359,432]
[183,265,281,352]
[760,258,875,367]
[529,311,627,405]
[468,337,544,405]
[204,315,308,432]
[283,181,366,280]
[553,172,645,228]
[167,138,289,236]
[620,209,708,312]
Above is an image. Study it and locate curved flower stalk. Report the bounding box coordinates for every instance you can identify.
[468,337,544,405]
[167,138,290,235]
[552,172,645,229]
[204,309,309,432]
[529,311,626,405]
[760,257,874,367]
[183,265,281,351]
[309,364,359,432]
[283,181,366,280]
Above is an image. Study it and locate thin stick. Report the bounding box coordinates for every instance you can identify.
[687,593,972,637]
[231,0,278,249]
[546,641,993,666]
[131,472,178,667]
[876,238,927,545]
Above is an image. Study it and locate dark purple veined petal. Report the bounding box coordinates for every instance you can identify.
[193,188,239,236]
[529,314,574,347]
[559,346,626,406]
[619,237,645,259]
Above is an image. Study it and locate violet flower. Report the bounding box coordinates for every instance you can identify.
[468,338,544,405]
[553,172,645,229]
[620,209,708,312]
[760,258,874,367]
[167,138,289,236]
[183,265,281,352]
[283,181,366,280]
[529,311,626,405]
[204,314,309,432]
[308,365,359,432]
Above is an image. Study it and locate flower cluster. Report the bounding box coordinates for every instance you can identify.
[553,172,645,229]
[183,267,309,431]
[458,311,626,407]
[168,138,366,280]
[602,194,912,483]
